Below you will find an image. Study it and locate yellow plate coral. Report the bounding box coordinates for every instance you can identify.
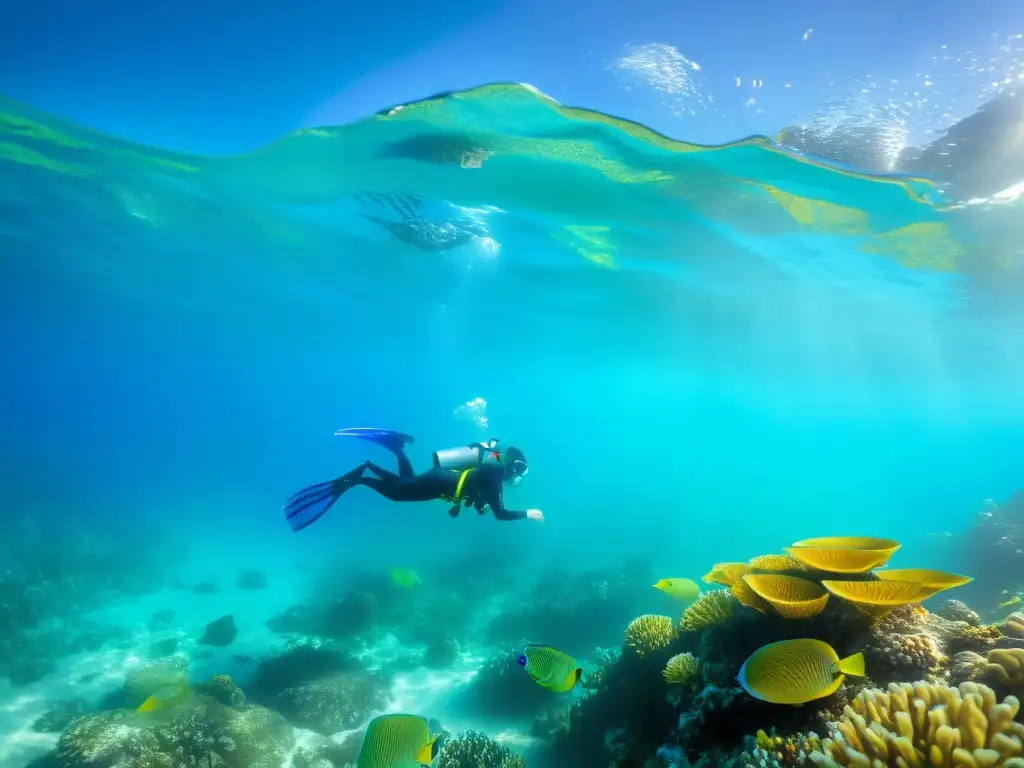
[730,578,771,614]
[747,554,807,572]
[874,568,973,591]
[701,562,751,587]
[787,537,900,574]
[821,579,929,606]
[742,574,830,619]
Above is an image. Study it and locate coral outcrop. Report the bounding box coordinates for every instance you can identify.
[809,681,1024,768]
[436,731,527,768]
[974,648,1024,697]
[56,675,295,768]
[664,652,701,686]
[680,591,735,632]
[625,615,676,657]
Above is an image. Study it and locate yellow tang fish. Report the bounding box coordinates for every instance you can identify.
[136,683,191,714]
[356,714,438,768]
[390,568,421,589]
[737,638,864,705]
[653,578,700,603]
[517,644,582,693]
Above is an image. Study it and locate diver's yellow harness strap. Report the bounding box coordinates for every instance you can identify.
[453,469,470,500]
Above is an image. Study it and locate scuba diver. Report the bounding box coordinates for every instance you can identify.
[283,427,543,533]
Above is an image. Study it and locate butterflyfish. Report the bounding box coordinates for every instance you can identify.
[390,568,421,589]
[136,683,191,714]
[517,644,581,693]
[653,578,700,603]
[355,713,438,768]
[737,638,864,705]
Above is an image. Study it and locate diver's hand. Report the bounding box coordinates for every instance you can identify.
[526,509,544,522]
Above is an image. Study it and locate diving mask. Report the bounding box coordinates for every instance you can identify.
[507,460,529,487]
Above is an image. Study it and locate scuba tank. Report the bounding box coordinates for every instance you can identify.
[432,439,504,471]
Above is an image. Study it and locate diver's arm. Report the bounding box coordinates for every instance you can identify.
[484,476,528,521]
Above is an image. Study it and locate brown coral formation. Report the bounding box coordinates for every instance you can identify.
[924,613,1002,656]
[864,632,947,682]
[1001,613,1024,639]
[975,648,1024,697]
[810,680,1024,768]
[950,651,988,685]
[936,599,982,627]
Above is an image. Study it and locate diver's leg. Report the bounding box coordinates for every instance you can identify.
[352,472,441,503]
[283,463,368,533]
[364,461,401,482]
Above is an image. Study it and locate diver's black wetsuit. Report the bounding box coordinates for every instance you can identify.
[340,449,527,521]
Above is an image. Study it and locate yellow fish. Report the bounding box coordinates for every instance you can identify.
[653,578,700,603]
[355,714,438,768]
[136,683,191,714]
[390,568,421,589]
[517,645,582,693]
[737,638,864,705]
[998,596,1021,609]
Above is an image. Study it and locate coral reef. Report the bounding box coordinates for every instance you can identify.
[680,591,735,632]
[739,729,823,768]
[864,631,947,682]
[950,651,988,684]
[1002,612,1024,638]
[924,613,1002,655]
[974,648,1024,697]
[123,656,190,703]
[199,614,238,646]
[482,556,658,651]
[810,680,1024,768]
[237,569,268,590]
[935,599,981,626]
[436,731,527,768]
[422,637,461,669]
[625,615,676,657]
[273,673,389,735]
[56,675,295,768]
[663,652,701,686]
[452,650,556,720]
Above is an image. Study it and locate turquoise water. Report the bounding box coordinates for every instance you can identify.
[2,83,1024,767]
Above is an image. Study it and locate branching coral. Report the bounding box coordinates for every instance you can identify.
[975,648,1024,696]
[809,680,1024,768]
[680,590,735,632]
[624,614,675,657]
[436,730,527,768]
[663,652,701,686]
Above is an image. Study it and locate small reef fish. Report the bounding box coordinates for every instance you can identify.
[653,578,700,603]
[517,644,582,693]
[998,595,1022,610]
[390,568,421,589]
[356,713,438,768]
[737,638,865,705]
[137,683,191,714]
